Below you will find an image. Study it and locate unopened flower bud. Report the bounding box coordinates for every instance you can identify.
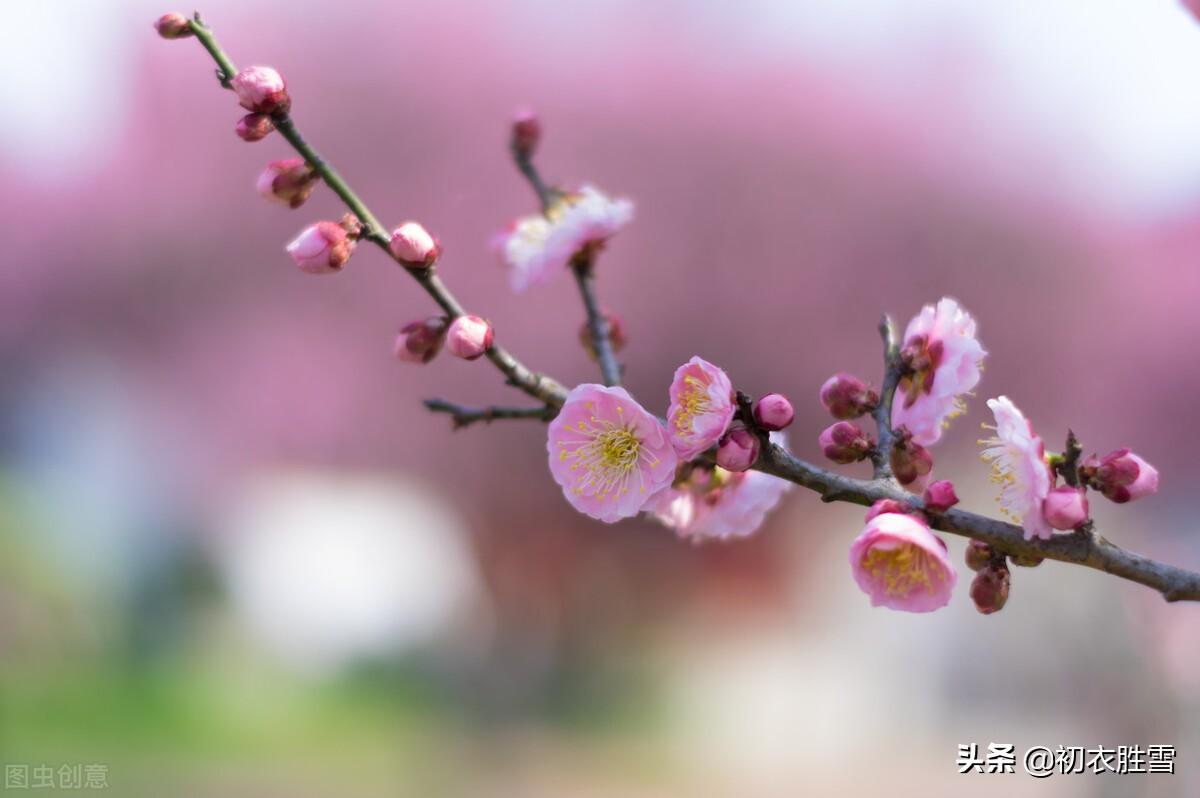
[285,221,355,274]
[1043,485,1089,530]
[923,480,959,513]
[1079,448,1159,504]
[231,65,290,115]
[236,113,275,142]
[970,564,1011,615]
[1010,553,1043,568]
[819,373,879,420]
[257,158,318,208]
[753,393,795,431]
[154,12,193,39]
[389,222,441,270]
[446,315,494,360]
[394,316,448,364]
[819,421,874,464]
[964,540,993,572]
[578,311,627,360]
[864,498,911,522]
[716,428,760,472]
[890,433,934,488]
[510,110,541,160]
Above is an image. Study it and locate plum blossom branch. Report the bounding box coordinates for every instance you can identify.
[182,16,565,408]
[510,127,623,386]
[870,315,902,480]
[423,399,556,428]
[753,443,1200,602]
[161,14,1200,609]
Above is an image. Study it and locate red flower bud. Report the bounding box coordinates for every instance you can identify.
[510,110,541,160]
[819,421,874,464]
[753,393,795,432]
[154,12,193,39]
[389,222,441,270]
[923,480,959,513]
[394,316,449,364]
[819,373,879,420]
[446,315,494,361]
[235,113,275,142]
[890,433,934,489]
[1079,449,1159,504]
[964,540,994,572]
[716,428,759,472]
[970,564,1011,615]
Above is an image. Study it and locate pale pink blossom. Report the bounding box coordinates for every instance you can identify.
[389,222,441,269]
[285,222,355,274]
[849,509,956,612]
[979,396,1053,541]
[547,384,677,523]
[1043,485,1089,530]
[667,356,735,460]
[648,436,792,541]
[497,185,633,292]
[445,315,493,360]
[891,298,986,446]
[231,65,290,114]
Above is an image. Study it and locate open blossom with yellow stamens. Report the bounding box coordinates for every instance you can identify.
[979,396,1053,541]
[547,384,677,523]
[849,503,957,612]
[891,297,986,446]
[496,185,634,293]
[667,356,735,460]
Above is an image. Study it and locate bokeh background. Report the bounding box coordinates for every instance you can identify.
[2,0,1200,795]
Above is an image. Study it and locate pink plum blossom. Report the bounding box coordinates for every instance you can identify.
[667,356,735,460]
[891,297,986,446]
[547,384,677,523]
[445,315,493,360]
[497,185,634,293]
[849,508,956,612]
[285,222,355,274]
[231,65,290,114]
[979,396,1053,541]
[648,435,792,541]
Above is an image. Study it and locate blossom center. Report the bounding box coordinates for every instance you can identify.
[559,413,661,501]
[862,544,942,597]
[900,335,944,406]
[673,375,712,434]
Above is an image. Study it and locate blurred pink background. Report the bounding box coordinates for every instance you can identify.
[1,1,1199,795]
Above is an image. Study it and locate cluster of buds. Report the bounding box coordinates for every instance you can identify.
[963,541,1010,614]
